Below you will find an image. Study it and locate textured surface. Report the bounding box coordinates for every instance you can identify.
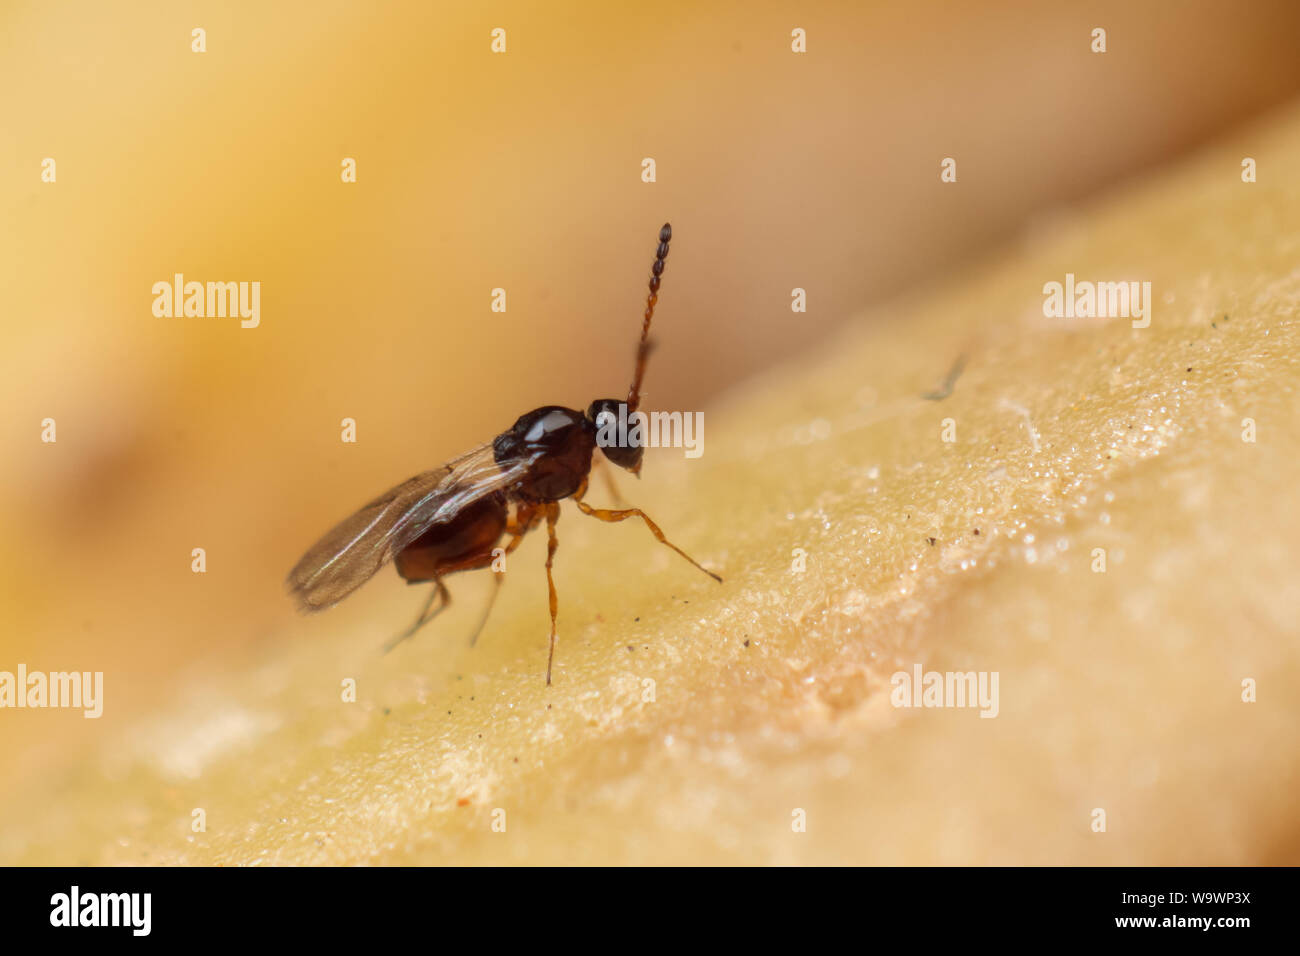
[5,104,1300,866]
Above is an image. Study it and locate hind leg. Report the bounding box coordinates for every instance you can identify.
[467,573,503,648]
[468,527,529,647]
[383,577,451,654]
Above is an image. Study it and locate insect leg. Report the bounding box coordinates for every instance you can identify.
[468,529,528,647]
[468,575,503,648]
[383,578,451,654]
[593,455,630,507]
[544,503,561,685]
[573,494,722,583]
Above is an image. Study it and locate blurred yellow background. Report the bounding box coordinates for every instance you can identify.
[3,0,1300,840]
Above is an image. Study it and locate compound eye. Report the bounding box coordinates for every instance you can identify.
[587,398,643,471]
[586,399,624,436]
[586,398,618,423]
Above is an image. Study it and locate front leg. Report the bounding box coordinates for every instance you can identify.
[572,488,722,583]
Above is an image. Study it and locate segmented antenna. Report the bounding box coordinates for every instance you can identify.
[626,222,671,415]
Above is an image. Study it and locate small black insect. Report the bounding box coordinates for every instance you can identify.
[287,223,721,684]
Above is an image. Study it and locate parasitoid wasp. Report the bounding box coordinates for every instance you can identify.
[286,223,721,684]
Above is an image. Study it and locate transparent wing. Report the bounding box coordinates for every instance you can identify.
[286,443,535,612]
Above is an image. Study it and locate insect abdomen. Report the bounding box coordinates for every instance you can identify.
[394,494,508,582]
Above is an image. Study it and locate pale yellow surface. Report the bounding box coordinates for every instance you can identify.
[4,102,1299,866]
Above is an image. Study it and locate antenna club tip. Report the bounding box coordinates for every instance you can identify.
[659,223,672,242]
